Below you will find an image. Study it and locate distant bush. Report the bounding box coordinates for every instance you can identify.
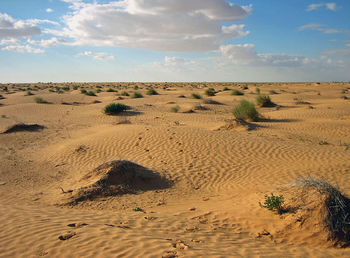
[256,94,276,107]
[81,89,96,96]
[73,85,79,90]
[34,97,47,104]
[121,91,130,96]
[170,105,180,113]
[107,88,116,92]
[132,92,143,98]
[26,90,34,96]
[191,93,202,99]
[233,100,259,121]
[104,103,130,115]
[62,86,70,91]
[232,89,244,96]
[146,88,158,95]
[223,87,230,91]
[205,88,216,96]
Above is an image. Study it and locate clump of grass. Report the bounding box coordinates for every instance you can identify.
[232,89,244,96]
[34,97,47,104]
[256,94,276,107]
[233,100,259,121]
[203,99,223,105]
[205,88,216,96]
[86,91,96,96]
[191,93,202,99]
[223,87,230,91]
[260,193,285,214]
[26,90,34,96]
[106,88,116,92]
[132,92,143,98]
[120,91,129,96]
[103,103,130,115]
[146,88,158,95]
[170,105,180,113]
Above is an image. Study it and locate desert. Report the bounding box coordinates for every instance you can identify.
[1,82,350,257]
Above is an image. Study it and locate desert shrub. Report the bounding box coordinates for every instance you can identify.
[134,86,139,90]
[294,177,350,242]
[232,89,244,96]
[104,103,130,115]
[121,91,129,96]
[256,94,276,107]
[203,99,223,105]
[26,91,34,96]
[170,105,180,113]
[241,84,248,90]
[132,92,143,98]
[205,88,216,96]
[223,87,230,91]
[260,193,285,214]
[107,88,116,92]
[73,85,79,90]
[191,93,202,99]
[81,89,87,94]
[84,91,96,96]
[62,86,70,91]
[146,88,158,95]
[34,97,47,104]
[233,100,259,121]
[256,87,261,95]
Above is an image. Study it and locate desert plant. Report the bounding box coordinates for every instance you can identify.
[205,88,216,96]
[34,97,47,104]
[232,89,244,96]
[121,91,130,96]
[170,105,180,113]
[85,91,96,96]
[223,87,230,91]
[256,87,261,95]
[256,94,276,107]
[107,88,116,92]
[260,193,285,214]
[26,90,34,96]
[233,100,259,121]
[146,88,158,95]
[132,92,143,98]
[191,93,202,99]
[103,103,130,115]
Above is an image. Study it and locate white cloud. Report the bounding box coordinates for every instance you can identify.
[299,24,341,34]
[306,2,338,11]
[28,37,67,47]
[2,44,45,54]
[54,0,250,52]
[0,13,41,38]
[27,19,60,26]
[46,8,54,13]
[79,51,115,61]
[0,38,20,45]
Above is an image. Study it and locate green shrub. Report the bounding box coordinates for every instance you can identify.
[132,92,143,98]
[73,85,79,90]
[34,97,47,104]
[146,88,158,95]
[26,90,34,96]
[223,87,230,91]
[232,89,244,96]
[83,90,96,96]
[260,193,285,214]
[233,100,259,121]
[191,93,202,99]
[107,88,116,92]
[256,87,261,95]
[81,89,87,94]
[104,103,130,115]
[170,105,180,113]
[205,88,216,96]
[256,94,276,107]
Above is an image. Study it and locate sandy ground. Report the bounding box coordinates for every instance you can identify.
[0,82,350,257]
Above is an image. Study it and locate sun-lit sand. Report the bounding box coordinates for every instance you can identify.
[1,82,350,257]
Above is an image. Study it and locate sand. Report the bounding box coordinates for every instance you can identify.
[0,82,350,257]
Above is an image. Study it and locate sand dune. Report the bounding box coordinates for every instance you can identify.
[0,82,350,257]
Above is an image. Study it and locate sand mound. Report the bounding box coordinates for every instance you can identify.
[214,119,257,131]
[66,160,172,204]
[263,178,350,247]
[1,123,45,134]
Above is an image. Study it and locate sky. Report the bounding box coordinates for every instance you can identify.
[0,0,349,82]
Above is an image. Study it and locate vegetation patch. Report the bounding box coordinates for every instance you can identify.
[104,103,130,115]
[233,100,260,121]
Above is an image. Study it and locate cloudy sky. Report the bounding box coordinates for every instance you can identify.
[0,0,349,82]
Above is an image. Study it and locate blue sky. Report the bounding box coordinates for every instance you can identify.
[0,0,349,82]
